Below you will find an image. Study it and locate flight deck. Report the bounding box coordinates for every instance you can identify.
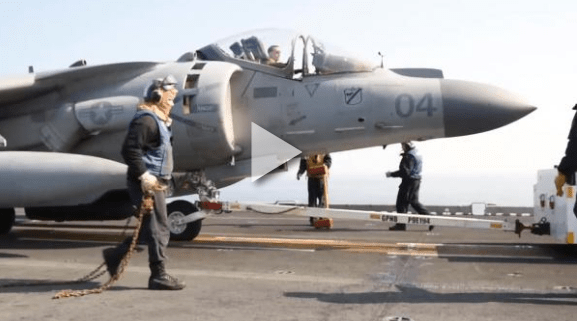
[1,208,576,321]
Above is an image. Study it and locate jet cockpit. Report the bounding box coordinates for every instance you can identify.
[196,29,377,78]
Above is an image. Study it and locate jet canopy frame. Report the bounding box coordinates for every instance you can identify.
[195,29,377,79]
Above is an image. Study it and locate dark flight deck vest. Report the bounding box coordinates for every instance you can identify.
[134,110,173,179]
[406,149,423,180]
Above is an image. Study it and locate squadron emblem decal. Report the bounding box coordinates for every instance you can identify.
[344,88,362,105]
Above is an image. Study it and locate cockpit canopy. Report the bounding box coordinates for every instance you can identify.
[196,29,377,77]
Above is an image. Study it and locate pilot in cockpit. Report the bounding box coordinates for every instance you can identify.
[266,45,285,68]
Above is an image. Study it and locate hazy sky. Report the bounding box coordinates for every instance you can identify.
[1,0,576,206]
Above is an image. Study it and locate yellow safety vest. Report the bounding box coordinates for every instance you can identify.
[307,155,328,178]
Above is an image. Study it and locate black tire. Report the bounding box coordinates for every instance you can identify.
[167,201,202,241]
[0,208,16,235]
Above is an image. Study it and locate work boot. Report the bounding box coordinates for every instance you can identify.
[102,237,134,277]
[389,223,407,231]
[102,247,124,277]
[149,261,186,290]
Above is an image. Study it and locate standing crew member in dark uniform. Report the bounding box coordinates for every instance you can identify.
[555,104,577,213]
[297,154,332,225]
[102,75,185,290]
[386,142,432,231]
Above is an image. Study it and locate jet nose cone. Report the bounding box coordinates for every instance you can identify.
[441,80,536,137]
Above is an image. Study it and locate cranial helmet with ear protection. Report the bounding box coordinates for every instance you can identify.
[145,76,178,103]
[149,89,163,103]
[161,75,177,90]
[145,78,164,103]
[401,141,415,150]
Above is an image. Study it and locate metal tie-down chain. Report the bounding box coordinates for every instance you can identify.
[0,194,152,296]
[51,192,154,299]
[0,263,109,290]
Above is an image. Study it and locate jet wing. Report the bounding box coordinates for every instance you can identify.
[0,62,159,111]
[0,74,55,108]
[390,68,444,79]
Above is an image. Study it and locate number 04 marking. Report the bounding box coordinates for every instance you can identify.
[395,93,437,118]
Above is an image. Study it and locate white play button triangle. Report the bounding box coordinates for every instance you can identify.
[251,122,301,181]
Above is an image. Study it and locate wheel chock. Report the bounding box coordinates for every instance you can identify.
[313,218,333,229]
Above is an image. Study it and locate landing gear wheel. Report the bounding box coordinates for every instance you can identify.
[0,208,16,234]
[167,201,202,241]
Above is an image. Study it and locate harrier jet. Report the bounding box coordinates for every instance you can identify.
[0,29,535,240]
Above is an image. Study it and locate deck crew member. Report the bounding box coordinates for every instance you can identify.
[555,104,577,217]
[386,142,433,231]
[297,154,332,225]
[103,75,185,290]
